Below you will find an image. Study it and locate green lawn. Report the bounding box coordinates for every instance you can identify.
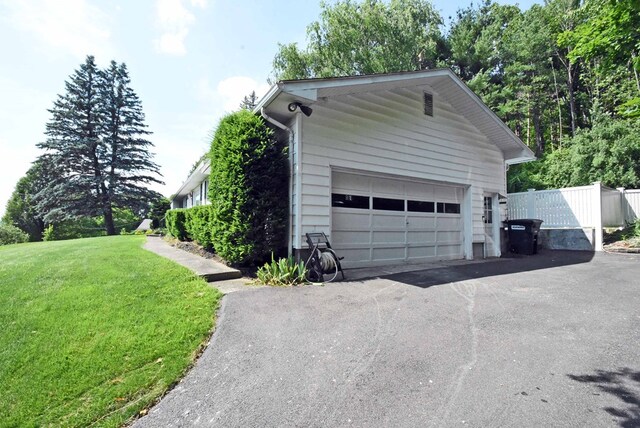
[0,235,222,427]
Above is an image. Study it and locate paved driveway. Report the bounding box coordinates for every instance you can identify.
[135,251,640,427]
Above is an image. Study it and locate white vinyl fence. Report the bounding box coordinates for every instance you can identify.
[508,182,640,251]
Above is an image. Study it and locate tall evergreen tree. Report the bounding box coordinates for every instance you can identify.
[36,56,162,235]
[239,90,258,110]
[100,61,163,223]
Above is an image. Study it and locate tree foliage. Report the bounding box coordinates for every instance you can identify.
[272,0,445,80]
[35,56,162,235]
[2,159,54,241]
[208,110,289,265]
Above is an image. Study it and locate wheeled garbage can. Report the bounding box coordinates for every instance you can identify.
[506,219,543,255]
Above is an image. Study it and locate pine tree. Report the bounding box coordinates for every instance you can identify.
[239,90,258,110]
[100,61,163,224]
[36,56,162,235]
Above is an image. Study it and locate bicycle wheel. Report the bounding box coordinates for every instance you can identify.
[320,249,339,283]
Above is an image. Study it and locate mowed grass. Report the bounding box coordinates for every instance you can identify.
[0,235,222,427]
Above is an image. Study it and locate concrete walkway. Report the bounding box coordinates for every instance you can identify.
[144,236,242,283]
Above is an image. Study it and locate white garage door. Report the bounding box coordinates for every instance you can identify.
[331,171,464,268]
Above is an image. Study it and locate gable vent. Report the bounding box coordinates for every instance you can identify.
[423,92,434,117]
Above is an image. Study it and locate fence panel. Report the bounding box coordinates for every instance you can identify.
[601,186,624,227]
[508,186,595,228]
[624,190,640,223]
[506,193,528,220]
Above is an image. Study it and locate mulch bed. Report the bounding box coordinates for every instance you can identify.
[167,238,258,277]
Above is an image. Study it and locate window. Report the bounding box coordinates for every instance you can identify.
[483,196,493,224]
[408,200,435,213]
[437,202,461,214]
[332,193,370,209]
[373,197,404,211]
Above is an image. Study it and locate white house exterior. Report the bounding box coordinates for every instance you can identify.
[173,69,535,268]
[257,69,534,268]
[170,160,210,209]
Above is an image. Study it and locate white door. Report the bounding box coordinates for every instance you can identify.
[483,194,500,257]
[331,171,464,268]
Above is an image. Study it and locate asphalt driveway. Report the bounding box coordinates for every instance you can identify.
[135,251,640,427]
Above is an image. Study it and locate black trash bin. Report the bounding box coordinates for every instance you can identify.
[506,219,543,255]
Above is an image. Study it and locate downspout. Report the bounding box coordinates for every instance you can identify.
[261,108,295,257]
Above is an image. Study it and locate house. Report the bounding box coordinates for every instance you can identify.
[170,159,210,209]
[172,69,535,268]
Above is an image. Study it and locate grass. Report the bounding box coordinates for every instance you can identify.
[0,235,222,427]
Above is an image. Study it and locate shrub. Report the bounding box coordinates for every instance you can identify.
[256,255,307,286]
[42,224,55,241]
[0,223,29,245]
[149,197,171,229]
[209,110,289,265]
[165,209,188,240]
[184,205,214,249]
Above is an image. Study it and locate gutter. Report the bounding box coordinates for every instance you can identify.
[260,107,295,257]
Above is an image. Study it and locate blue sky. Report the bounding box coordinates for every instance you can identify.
[0,0,540,218]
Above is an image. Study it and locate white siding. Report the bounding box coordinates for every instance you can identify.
[296,85,506,251]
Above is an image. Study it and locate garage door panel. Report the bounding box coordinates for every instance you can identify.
[339,248,371,263]
[372,231,405,244]
[406,231,436,244]
[406,216,436,229]
[333,211,370,229]
[372,177,404,195]
[407,245,437,259]
[436,217,461,229]
[372,214,405,228]
[332,172,464,268]
[372,247,405,261]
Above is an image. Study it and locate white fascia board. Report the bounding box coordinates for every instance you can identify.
[253,84,282,113]
[171,158,211,200]
[506,155,537,165]
[278,68,453,92]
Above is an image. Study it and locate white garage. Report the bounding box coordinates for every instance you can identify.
[331,171,464,268]
[253,68,535,268]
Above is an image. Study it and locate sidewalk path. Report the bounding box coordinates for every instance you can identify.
[144,236,242,282]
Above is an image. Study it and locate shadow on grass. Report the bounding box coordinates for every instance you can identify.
[568,368,640,427]
[368,250,596,289]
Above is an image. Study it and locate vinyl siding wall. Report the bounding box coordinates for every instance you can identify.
[291,84,506,251]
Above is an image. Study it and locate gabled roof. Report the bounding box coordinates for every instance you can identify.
[254,68,535,164]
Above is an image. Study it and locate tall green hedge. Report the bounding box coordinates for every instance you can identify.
[185,205,214,249]
[165,209,187,241]
[209,110,289,265]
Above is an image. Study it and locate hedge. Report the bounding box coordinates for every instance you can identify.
[165,206,214,249]
[165,209,187,241]
[184,205,214,249]
[208,110,288,265]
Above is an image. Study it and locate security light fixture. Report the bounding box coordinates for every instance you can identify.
[287,101,313,117]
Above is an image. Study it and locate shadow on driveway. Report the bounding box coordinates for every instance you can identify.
[568,368,640,428]
[368,250,595,289]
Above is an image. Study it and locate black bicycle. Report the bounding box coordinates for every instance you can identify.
[304,232,345,283]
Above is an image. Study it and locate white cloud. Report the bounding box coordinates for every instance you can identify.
[214,76,271,112]
[1,0,114,60]
[153,0,206,56]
